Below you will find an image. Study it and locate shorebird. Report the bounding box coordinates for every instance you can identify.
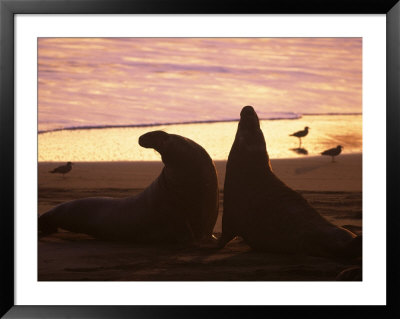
[321,145,343,162]
[49,162,73,177]
[290,126,309,147]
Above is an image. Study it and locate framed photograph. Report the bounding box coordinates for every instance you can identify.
[1,0,399,318]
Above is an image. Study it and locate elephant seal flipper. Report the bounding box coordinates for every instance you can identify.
[39,131,219,244]
[220,106,361,259]
[335,266,362,281]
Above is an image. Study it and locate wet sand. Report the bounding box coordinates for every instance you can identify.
[38,154,362,281]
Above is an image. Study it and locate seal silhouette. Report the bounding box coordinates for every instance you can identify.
[39,131,219,243]
[220,106,361,258]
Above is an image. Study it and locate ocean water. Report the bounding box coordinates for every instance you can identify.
[38,38,362,133]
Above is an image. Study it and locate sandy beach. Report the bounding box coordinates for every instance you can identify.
[38,154,362,281]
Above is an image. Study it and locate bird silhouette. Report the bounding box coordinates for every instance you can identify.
[321,145,343,162]
[290,126,309,147]
[49,162,73,177]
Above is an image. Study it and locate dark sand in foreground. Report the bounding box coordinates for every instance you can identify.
[38,154,362,281]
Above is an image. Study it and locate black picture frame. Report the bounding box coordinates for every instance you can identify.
[1,0,399,318]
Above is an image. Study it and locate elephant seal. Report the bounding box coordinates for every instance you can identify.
[39,131,219,243]
[219,106,361,258]
[335,266,362,281]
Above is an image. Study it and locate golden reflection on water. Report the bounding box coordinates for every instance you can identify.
[38,115,361,162]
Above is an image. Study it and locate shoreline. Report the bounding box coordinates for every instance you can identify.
[38,113,362,134]
[39,115,362,161]
[39,153,362,192]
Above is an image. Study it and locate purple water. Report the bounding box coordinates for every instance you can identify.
[38,38,362,133]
